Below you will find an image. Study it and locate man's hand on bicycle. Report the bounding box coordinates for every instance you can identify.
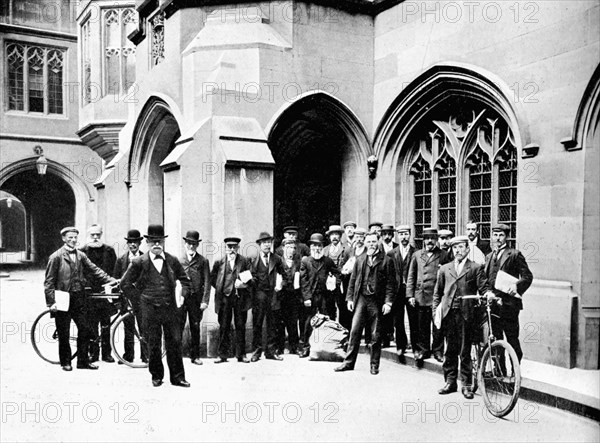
[49,303,58,313]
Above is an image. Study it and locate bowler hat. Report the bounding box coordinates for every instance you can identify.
[449,235,469,246]
[124,229,143,241]
[307,233,325,245]
[144,224,168,239]
[343,221,357,228]
[60,226,79,236]
[381,224,395,232]
[326,225,344,236]
[183,230,201,244]
[224,236,241,245]
[422,227,438,238]
[256,232,274,244]
[283,226,298,234]
[492,223,511,234]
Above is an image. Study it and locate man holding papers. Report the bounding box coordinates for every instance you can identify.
[484,224,533,362]
[277,239,302,355]
[211,236,253,364]
[249,232,286,362]
[44,227,117,372]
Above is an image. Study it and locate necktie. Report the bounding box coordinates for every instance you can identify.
[455,260,460,275]
[263,253,269,267]
[492,250,499,264]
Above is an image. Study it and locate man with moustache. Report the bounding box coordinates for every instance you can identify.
[113,229,146,364]
[433,236,489,399]
[406,227,445,364]
[380,224,398,254]
[323,225,346,323]
[385,225,416,359]
[277,239,302,354]
[340,227,367,332]
[334,232,395,375]
[368,221,383,240]
[80,224,117,363]
[275,226,310,259]
[179,230,210,365]
[299,233,340,358]
[211,237,253,364]
[466,222,491,265]
[484,224,533,363]
[120,225,191,387]
[250,232,286,362]
[44,227,117,371]
[342,221,357,249]
[438,229,455,264]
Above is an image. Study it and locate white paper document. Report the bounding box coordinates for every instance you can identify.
[342,256,355,275]
[239,270,253,284]
[326,274,337,291]
[175,281,184,308]
[54,290,70,312]
[495,270,522,299]
[275,273,283,291]
[293,272,300,290]
[434,306,443,329]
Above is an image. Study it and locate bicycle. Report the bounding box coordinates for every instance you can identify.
[31,291,161,368]
[462,294,522,418]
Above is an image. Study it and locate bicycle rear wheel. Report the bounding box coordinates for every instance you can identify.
[31,309,77,365]
[478,339,521,417]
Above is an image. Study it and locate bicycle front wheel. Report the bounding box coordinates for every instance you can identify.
[31,309,77,365]
[478,339,521,417]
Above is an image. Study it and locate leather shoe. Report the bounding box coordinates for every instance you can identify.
[370,365,379,375]
[102,356,115,363]
[250,354,260,362]
[77,363,99,370]
[462,387,474,399]
[334,364,353,372]
[288,349,299,355]
[152,379,163,387]
[433,352,444,363]
[61,365,73,371]
[191,358,203,365]
[214,357,228,364]
[172,379,191,388]
[237,357,250,363]
[265,354,283,361]
[299,349,310,358]
[438,383,458,395]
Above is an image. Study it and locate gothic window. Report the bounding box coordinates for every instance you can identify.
[410,155,432,248]
[404,103,519,245]
[5,42,65,115]
[103,7,137,96]
[150,11,165,67]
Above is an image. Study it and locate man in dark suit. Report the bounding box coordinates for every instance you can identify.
[80,224,117,363]
[113,229,146,364]
[334,232,395,375]
[277,239,302,354]
[379,223,398,347]
[438,229,454,264]
[179,230,210,365]
[44,227,117,371]
[341,221,357,250]
[323,225,346,323]
[385,225,416,359]
[406,227,445,364]
[120,224,191,388]
[340,227,367,334]
[433,235,489,399]
[379,224,399,255]
[250,232,286,362]
[484,224,533,362]
[275,226,310,259]
[299,233,340,358]
[466,221,492,265]
[211,236,252,364]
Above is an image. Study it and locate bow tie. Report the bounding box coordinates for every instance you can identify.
[154,255,164,260]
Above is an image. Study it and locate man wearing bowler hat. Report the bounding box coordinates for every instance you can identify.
[406,227,445,364]
[380,224,398,254]
[484,224,533,362]
[44,227,117,371]
[250,232,286,362]
[113,229,146,364]
[120,225,191,387]
[211,236,253,364]
[299,233,340,358]
[179,230,211,365]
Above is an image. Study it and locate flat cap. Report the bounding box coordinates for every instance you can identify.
[450,235,469,246]
[343,221,357,228]
[60,226,79,236]
[492,223,511,234]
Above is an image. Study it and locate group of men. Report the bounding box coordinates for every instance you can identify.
[43,220,533,395]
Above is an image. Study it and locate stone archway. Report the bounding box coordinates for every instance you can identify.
[267,92,371,240]
[128,97,181,227]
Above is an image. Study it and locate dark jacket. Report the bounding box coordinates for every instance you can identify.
[44,246,113,306]
[80,244,116,291]
[433,259,489,323]
[113,251,142,279]
[386,244,415,302]
[299,255,340,304]
[280,256,302,303]
[346,250,396,306]
[484,247,533,310]
[210,254,253,313]
[120,251,190,307]
[406,247,444,307]
[249,253,286,309]
[180,253,211,305]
